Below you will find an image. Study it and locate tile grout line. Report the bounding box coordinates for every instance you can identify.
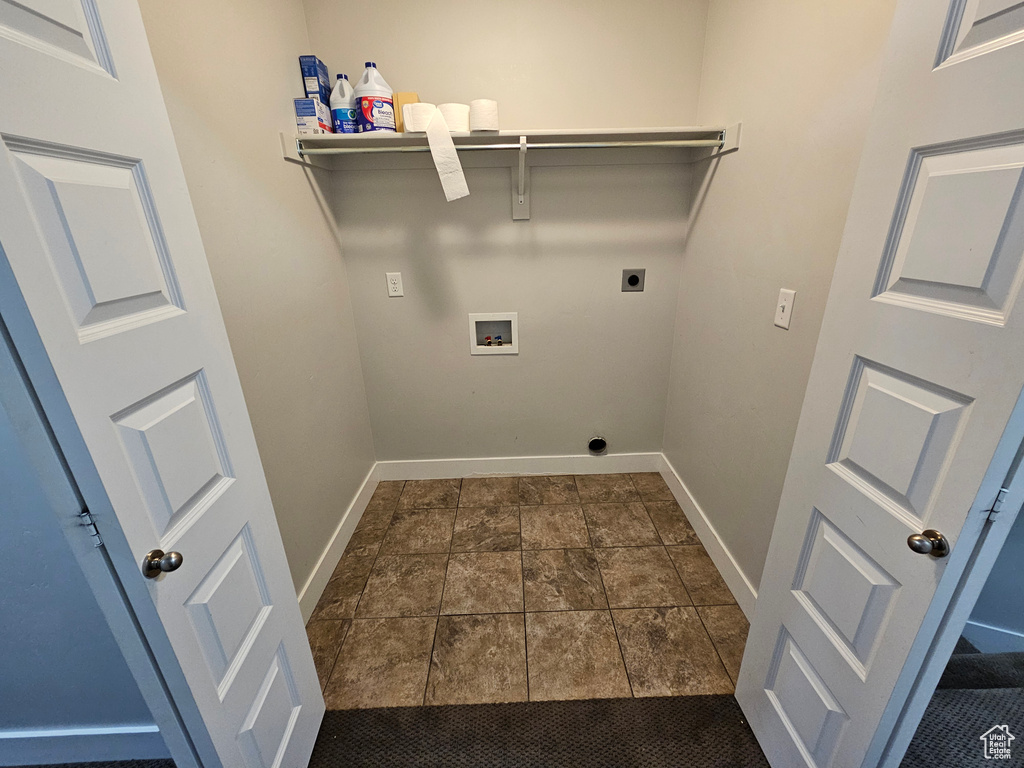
[640,478,730,610]
[606,608,638,699]
[665,539,698,609]
[319,619,351,696]
[346,603,739,620]
[630,483,696,610]
[609,474,644,698]
[666,544,740,608]
[518,477,531,702]
[349,481,405,620]
[322,481,406,700]
[651,487,700,614]
[660,515,739,686]
[631,473,696,556]
[692,604,738,689]
[421,478,462,706]
[573,476,597,550]
[577,475,636,699]
[640,480,736,609]
[642,495,672,549]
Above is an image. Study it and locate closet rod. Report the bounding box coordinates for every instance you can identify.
[296,137,725,156]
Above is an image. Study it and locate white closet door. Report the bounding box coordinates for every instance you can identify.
[0,2,324,767]
[736,1,1024,766]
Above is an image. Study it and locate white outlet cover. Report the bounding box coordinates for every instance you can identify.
[386,271,403,297]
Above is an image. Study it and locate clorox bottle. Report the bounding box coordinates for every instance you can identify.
[329,74,357,133]
[353,62,395,132]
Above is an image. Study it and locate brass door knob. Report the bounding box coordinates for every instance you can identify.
[143,549,183,578]
[907,530,949,558]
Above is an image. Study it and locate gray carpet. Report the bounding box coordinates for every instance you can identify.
[900,638,1024,768]
[953,636,981,656]
[310,695,769,768]
[900,687,1024,767]
[938,652,1024,690]
[13,695,769,768]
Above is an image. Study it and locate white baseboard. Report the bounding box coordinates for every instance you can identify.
[297,463,379,623]
[658,454,758,618]
[376,452,663,480]
[0,724,167,766]
[961,619,1024,654]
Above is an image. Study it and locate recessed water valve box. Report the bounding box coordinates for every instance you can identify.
[469,312,518,355]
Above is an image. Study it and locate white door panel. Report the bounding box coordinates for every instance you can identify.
[940,0,1024,65]
[737,1,1024,766]
[0,0,114,73]
[0,3,323,767]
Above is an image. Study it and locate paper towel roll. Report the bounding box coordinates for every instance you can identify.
[425,108,470,202]
[403,102,436,133]
[438,103,470,132]
[469,99,499,131]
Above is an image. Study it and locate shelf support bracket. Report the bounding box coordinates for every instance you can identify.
[279,131,331,170]
[512,135,530,221]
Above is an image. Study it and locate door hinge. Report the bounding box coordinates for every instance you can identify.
[987,487,1010,521]
[79,507,104,547]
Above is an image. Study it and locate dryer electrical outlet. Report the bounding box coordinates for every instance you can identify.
[622,269,645,292]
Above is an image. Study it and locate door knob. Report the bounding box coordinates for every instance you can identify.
[143,549,184,578]
[907,530,949,558]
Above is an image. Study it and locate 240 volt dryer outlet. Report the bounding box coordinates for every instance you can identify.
[622,269,645,291]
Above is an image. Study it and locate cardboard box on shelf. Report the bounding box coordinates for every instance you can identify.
[298,55,331,103]
[294,97,333,135]
[393,92,419,132]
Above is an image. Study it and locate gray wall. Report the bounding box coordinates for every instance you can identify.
[967,511,1024,652]
[663,0,898,590]
[331,161,693,459]
[305,0,709,460]
[0,332,155,742]
[302,0,709,130]
[138,0,377,592]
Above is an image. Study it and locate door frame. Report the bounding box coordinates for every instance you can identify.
[865,384,1024,768]
[0,249,216,768]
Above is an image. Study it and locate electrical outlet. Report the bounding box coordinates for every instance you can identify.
[775,288,795,329]
[386,272,403,297]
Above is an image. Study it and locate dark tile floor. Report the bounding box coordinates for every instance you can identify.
[306,473,749,709]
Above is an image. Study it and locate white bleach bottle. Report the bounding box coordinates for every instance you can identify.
[329,73,357,133]
[353,61,395,132]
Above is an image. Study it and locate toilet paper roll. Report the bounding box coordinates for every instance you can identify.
[425,108,470,202]
[469,99,499,131]
[403,102,437,133]
[437,103,471,132]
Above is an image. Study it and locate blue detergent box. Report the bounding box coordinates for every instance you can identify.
[299,55,331,103]
[294,97,333,134]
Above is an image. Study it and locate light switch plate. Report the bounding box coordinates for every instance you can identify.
[386,272,403,297]
[775,288,795,329]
